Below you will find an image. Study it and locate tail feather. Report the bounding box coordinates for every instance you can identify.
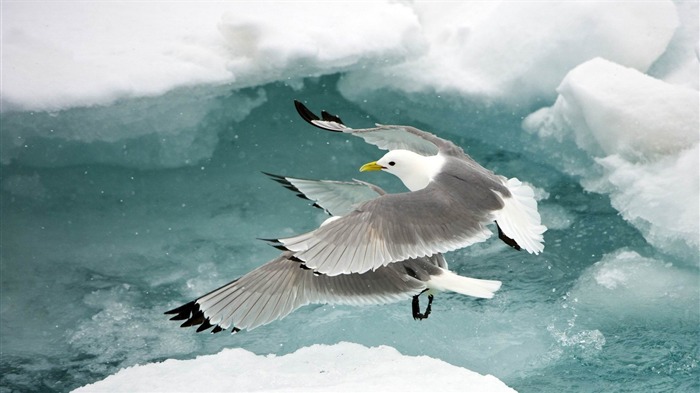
[426,269,502,299]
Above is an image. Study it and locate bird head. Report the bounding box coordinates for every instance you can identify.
[360,150,444,192]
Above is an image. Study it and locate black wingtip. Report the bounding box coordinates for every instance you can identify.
[166,300,241,334]
[196,319,214,333]
[257,237,291,251]
[293,100,344,132]
[294,100,320,123]
[261,171,283,180]
[497,223,522,251]
[262,171,297,188]
[261,171,294,187]
[261,172,326,208]
[321,110,344,125]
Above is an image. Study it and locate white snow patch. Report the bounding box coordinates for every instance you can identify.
[72,342,516,393]
[2,2,424,112]
[525,58,698,161]
[339,1,679,103]
[523,58,699,260]
[3,1,688,112]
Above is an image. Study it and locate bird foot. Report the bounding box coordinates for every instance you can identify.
[412,294,434,320]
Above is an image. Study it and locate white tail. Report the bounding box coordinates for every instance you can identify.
[427,269,502,299]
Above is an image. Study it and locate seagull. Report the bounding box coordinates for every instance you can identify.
[165,173,502,333]
[269,101,547,277]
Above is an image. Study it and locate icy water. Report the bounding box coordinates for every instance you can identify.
[1,78,698,392]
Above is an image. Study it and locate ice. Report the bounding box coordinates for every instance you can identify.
[72,342,516,393]
[525,58,698,160]
[569,249,698,320]
[339,1,679,104]
[1,2,423,112]
[0,88,267,168]
[1,1,699,393]
[648,0,700,90]
[2,1,683,113]
[2,1,423,168]
[1,3,230,112]
[523,58,699,261]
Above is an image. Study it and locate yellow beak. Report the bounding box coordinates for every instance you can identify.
[359,161,384,172]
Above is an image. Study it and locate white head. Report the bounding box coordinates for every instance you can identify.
[360,149,445,191]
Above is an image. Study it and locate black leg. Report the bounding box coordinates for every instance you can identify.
[412,295,421,320]
[424,294,434,319]
[412,292,434,321]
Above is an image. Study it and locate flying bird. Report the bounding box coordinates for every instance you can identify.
[269,101,547,277]
[166,173,502,333]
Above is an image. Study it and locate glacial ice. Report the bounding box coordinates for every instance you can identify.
[523,57,699,261]
[0,88,267,168]
[1,2,424,113]
[339,0,679,103]
[1,1,698,392]
[570,249,699,320]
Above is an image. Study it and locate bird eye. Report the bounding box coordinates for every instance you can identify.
[388,161,395,166]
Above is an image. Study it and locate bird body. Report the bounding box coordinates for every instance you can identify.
[166,100,545,334]
[167,174,502,333]
[275,101,546,276]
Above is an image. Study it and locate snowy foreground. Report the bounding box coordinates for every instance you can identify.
[2,1,698,392]
[73,342,515,393]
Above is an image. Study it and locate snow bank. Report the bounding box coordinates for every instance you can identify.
[339,1,679,103]
[72,342,516,393]
[525,58,698,161]
[523,58,699,261]
[1,2,423,112]
[2,1,683,113]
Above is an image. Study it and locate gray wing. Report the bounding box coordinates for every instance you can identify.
[165,252,443,332]
[294,100,464,157]
[276,169,507,276]
[265,172,385,217]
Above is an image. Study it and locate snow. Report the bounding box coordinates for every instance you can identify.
[339,1,679,103]
[648,0,700,90]
[523,58,699,260]
[1,2,423,112]
[72,342,516,393]
[2,1,685,112]
[525,58,698,160]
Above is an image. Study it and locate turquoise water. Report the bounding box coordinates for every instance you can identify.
[1,77,698,392]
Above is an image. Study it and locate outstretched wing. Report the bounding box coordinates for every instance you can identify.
[273,171,505,276]
[294,100,464,157]
[264,172,385,217]
[165,253,442,332]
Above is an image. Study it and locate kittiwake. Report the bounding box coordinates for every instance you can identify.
[270,101,547,277]
[166,173,502,333]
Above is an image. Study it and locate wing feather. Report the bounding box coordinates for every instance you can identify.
[278,172,503,275]
[166,253,437,332]
[265,172,385,216]
[294,100,462,157]
[493,178,547,255]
